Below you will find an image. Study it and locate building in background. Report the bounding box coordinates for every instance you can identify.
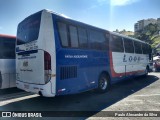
[134,18,158,32]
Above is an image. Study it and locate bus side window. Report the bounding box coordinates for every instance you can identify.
[123,38,134,53]
[89,30,107,50]
[0,38,15,59]
[57,22,69,47]
[111,35,124,52]
[105,33,110,51]
[134,41,142,54]
[142,43,146,54]
[142,43,152,54]
[3,40,15,59]
[78,27,88,48]
[69,25,79,48]
[148,45,152,54]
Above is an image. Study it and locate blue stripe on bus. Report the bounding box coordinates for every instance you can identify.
[16,47,25,52]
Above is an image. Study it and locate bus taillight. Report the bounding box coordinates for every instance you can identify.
[44,51,51,84]
[44,51,51,70]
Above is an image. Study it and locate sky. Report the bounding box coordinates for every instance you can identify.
[0,0,160,36]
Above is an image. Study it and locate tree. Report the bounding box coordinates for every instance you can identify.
[135,23,158,43]
[135,23,160,55]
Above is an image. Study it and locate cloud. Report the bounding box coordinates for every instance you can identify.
[97,0,140,6]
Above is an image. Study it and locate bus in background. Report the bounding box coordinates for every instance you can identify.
[0,34,17,89]
[16,10,152,97]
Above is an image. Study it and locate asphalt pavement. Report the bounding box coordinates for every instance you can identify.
[0,72,160,120]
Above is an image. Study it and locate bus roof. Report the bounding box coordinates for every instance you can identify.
[44,9,147,44]
[43,9,110,32]
[23,9,148,45]
[0,34,16,39]
[110,32,147,44]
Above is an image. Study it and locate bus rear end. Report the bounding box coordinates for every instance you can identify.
[16,10,56,97]
[0,35,16,89]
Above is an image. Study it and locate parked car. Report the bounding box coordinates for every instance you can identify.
[153,56,160,72]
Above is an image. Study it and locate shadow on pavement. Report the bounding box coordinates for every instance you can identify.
[0,87,23,95]
[0,74,159,119]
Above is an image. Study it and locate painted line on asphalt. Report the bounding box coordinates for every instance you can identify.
[0,94,39,106]
[133,93,160,97]
[0,92,35,101]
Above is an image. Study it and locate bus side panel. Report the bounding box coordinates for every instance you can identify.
[52,16,110,95]
[55,49,110,95]
[0,59,16,89]
[109,51,149,83]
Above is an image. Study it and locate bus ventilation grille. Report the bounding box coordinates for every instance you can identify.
[60,66,77,80]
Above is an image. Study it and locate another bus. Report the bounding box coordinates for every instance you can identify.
[16,10,152,97]
[0,34,17,89]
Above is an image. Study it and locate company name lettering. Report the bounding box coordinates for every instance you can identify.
[65,55,88,58]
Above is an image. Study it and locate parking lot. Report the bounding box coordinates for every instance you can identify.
[0,72,160,120]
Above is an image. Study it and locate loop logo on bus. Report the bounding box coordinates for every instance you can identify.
[123,54,141,63]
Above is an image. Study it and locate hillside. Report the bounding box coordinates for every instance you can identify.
[134,23,160,54]
[152,35,160,52]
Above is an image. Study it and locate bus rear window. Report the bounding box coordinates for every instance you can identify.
[17,11,41,45]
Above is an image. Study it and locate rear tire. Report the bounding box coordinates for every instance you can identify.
[144,66,149,77]
[97,73,110,93]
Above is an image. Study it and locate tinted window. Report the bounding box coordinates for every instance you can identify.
[89,30,107,50]
[105,33,110,50]
[78,27,88,48]
[69,25,79,48]
[148,45,152,54]
[134,41,142,54]
[142,43,152,54]
[124,38,134,53]
[142,43,147,54]
[57,22,69,47]
[0,37,15,59]
[17,11,41,45]
[111,35,124,52]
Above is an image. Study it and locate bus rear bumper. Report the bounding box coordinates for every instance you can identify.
[16,80,56,97]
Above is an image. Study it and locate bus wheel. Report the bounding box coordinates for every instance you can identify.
[144,66,149,77]
[97,73,110,93]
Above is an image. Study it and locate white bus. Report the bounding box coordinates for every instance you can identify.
[0,34,17,89]
[16,10,152,97]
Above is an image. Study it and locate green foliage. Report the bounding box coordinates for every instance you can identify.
[151,36,160,47]
[135,23,160,54]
